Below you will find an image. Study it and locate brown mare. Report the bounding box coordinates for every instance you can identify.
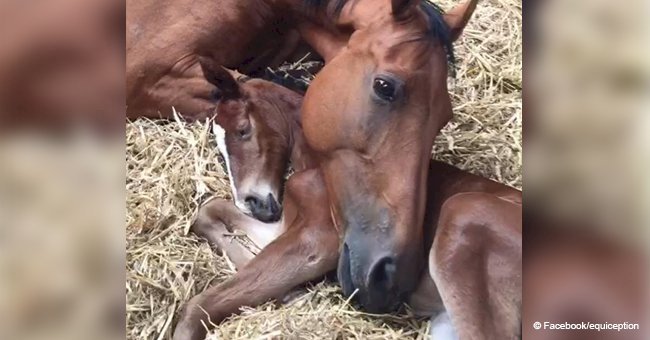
[289,0,521,336]
[298,0,494,312]
[126,0,352,120]
[174,52,521,340]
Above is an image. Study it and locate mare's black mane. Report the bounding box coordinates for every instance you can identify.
[303,0,455,71]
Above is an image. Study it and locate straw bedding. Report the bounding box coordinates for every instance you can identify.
[126,0,521,338]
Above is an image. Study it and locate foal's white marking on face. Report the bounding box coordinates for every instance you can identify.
[213,121,250,213]
[230,116,280,203]
[429,311,459,340]
[241,180,276,202]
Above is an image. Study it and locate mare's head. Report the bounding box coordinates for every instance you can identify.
[200,59,302,222]
[301,0,478,312]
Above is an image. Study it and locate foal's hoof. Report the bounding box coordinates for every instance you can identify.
[429,311,459,340]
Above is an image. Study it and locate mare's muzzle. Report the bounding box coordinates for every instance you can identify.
[336,209,407,313]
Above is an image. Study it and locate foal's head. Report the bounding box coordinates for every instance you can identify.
[302,0,477,312]
[200,59,302,222]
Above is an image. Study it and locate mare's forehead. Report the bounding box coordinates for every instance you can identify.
[345,2,453,63]
[348,13,434,54]
[344,30,439,73]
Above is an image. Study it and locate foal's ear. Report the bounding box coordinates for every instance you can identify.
[198,57,240,100]
[391,0,419,19]
[443,0,478,41]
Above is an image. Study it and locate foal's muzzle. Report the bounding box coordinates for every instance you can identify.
[245,193,281,222]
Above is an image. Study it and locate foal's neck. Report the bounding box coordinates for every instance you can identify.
[289,122,318,172]
[261,86,317,172]
[278,102,317,172]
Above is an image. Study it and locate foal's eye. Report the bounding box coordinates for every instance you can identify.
[237,124,252,140]
[373,77,398,102]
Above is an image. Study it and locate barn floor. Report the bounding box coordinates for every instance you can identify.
[126,0,521,338]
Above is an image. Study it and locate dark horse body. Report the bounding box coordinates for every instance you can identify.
[173,59,522,340]
[126,0,351,120]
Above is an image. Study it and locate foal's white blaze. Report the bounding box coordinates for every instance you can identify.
[239,178,275,203]
[429,311,459,340]
[213,121,250,213]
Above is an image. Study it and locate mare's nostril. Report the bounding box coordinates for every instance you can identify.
[337,243,355,297]
[368,256,397,291]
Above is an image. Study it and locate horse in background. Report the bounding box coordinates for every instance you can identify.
[126,0,352,120]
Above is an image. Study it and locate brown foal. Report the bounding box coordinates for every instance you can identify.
[173,61,338,340]
[200,60,305,222]
[173,59,521,340]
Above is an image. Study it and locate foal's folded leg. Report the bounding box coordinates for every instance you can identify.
[430,192,522,340]
[173,222,339,340]
[193,198,284,268]
[193,198,256,268]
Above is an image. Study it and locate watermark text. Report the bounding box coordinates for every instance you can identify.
[533,321,639,332]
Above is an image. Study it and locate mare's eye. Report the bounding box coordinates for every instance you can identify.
[373,77,398,102]
[237,123,252,140]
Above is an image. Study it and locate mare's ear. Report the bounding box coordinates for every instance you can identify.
[198,57,241,100]
[392,0,420,20]
[443,0,478,41]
